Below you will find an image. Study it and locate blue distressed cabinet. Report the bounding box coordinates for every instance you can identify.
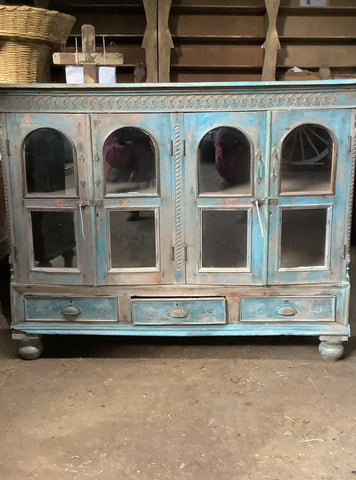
[0,81,355,360]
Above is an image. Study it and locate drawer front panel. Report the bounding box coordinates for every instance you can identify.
[132,297,226,325]
[25,297,118,322]
[240,296,335,322]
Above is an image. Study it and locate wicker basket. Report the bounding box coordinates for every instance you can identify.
[0,6,76,83]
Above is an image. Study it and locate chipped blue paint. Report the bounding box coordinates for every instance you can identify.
[132,297,226,325]
[2,81,354,359]
[25,296,118,321]
[240,296,335,322]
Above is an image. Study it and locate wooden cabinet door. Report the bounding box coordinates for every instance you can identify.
[91,113,174,285]
[184,111,268,285]
[268,109,352,285]
[5,113,94,285]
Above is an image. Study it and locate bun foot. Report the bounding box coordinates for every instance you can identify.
[18,335,43,360]
[319,338,344,362]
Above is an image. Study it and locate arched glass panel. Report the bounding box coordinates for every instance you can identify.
[198,127,251,195]
[24,128,75,196]
[281,124,333,194]
[104,127,156,195]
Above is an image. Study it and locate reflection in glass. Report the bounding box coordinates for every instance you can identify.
[31,211,76,268]
[110,210,156,268]
[199,127,251,195]
[281,124,333,193]
[25,128,75,196]
[280,208,327,268]
[202,210,247,268]
[104,127,156,195]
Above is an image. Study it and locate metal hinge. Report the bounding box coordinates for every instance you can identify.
[13,246,18,263]
[348,135,352,152]
[183,139,186,156]
[170,139,173,156]
[6,138,10,157]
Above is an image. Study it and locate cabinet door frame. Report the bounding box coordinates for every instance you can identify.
[184,111,268,285]
[5,113,94,285]
[91,113,174,285]
[268,109,351,285]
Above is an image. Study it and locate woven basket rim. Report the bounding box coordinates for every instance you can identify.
[0,5,76,44]
[0,4,75,21]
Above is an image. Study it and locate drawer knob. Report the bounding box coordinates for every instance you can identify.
[168,307,189,318]
[61,305,81,318]
[276,305,297,316]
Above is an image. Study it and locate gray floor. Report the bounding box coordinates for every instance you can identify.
[0,254,355,479]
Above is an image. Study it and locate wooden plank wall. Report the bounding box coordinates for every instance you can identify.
[40,0,356,82]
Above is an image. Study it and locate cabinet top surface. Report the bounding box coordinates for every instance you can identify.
[1,79,356,92]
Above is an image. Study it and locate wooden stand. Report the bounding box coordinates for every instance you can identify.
[53,24,124,84]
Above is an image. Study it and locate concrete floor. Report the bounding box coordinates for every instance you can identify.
[0,256,355,479]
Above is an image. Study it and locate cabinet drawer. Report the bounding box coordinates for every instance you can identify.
[25,297,118,322]
[240,296,335,322]
[132,297,226,325]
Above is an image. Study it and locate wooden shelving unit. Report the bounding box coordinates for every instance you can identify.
[33,0,356,82]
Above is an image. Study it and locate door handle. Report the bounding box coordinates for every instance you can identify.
[272,148,279,183]
[256,149,263,185]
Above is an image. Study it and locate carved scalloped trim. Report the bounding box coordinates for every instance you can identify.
[0,91,338,113]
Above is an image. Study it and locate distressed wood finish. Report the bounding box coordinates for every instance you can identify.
[1,80,355,360]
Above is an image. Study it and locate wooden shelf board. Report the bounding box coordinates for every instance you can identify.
[68,34,144,45]
[170,65,262,71]
[279,6,356,15]
[172,35,265,44]
[172,35,356,46]
[170,5,266,15]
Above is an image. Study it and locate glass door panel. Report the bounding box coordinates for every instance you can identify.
[280,208,328,269]
[199,127,251,195]
[104,127,157,195]
[184,112,267,285]
[109,209,157,269]
[201,209,248,269]
[30,210,77,269]
[91,113,173,285]
[268,109,351,284]
[24,128,76,197]
[6,113,93,285]
[280,123,334,195]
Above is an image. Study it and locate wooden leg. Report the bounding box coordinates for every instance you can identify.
[318,336,344,362]
[17,334,43,360]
